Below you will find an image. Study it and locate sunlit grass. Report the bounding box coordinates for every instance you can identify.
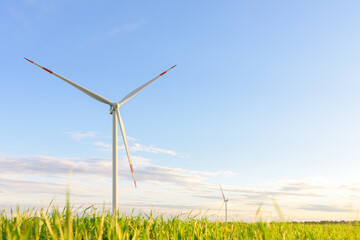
[1,197,360,240]
[1,176,359,240]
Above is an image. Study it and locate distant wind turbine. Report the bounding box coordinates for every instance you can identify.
[25,58,176,213]
[218,184,229,222]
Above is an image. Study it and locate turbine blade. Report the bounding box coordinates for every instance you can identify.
[219,184,226,201]
[216,201,225,216]
[115,107,137,188]
[118,64,177,106]
[24,58,113,105]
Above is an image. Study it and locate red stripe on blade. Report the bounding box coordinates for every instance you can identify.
[171,64,177,68]
[43,67,53,74]
[24,58,33,63]
[160,71,167,76]
[134,179,137,188]
[130,164,134,173]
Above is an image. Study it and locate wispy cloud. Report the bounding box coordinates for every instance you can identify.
[23,0,61,13]
[299,204,347,213]
[66,131,99,141]
[338,183,360,192]
[1,154,358,220]
[0,155,327,206]
[9,0,61,27]
[93,141,110,148]
[0,155,232,196]
[81,18,146,46]
[0,155,217,184]
[8,8,30,26]
[132,143,176,156]
[279,182,325,192]
[126,136,137,142]
[0,156,338,200]
[0,154,233,215]
[93,141,176,156]
[104,18,146,37]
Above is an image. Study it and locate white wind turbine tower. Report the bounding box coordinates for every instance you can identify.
[219,184,229,222]
[25,58,176,213]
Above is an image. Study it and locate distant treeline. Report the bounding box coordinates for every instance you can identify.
[293,221,360,225]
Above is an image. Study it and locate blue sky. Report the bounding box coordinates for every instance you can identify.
[1,0,360,221]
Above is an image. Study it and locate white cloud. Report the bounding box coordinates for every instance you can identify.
[93,141,176,156]
[66,131,99,141]
[0,155,233,201]
[132,143,176,156]
[298,204,347,213]
[0,155,216,187]
[126,136,137,142]
[0,154,233,216]
[93,141,111,148]
[1,154,359,221]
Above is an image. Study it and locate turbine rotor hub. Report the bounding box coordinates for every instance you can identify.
[110,103,118,114]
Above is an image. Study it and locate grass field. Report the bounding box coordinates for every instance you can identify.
[1,202,360,240]
[1,189,359,240]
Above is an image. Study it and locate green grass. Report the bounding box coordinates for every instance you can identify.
[1,189,360,239]
[1,204,360,239]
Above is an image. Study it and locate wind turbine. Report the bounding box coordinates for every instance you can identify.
[218,184,229,222]
[24,58,176,213]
